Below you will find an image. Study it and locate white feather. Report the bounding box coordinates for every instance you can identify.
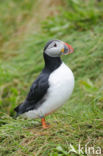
[24,63,74,118]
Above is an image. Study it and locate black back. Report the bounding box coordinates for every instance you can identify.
[15,53,62,116]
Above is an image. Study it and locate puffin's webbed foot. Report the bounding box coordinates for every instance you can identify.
[41,117,50,129]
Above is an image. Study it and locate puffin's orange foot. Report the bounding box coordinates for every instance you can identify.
[41,117,50,129]
[42,124,50,129]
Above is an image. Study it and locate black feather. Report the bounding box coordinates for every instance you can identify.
[14,52,62,116]
[15,70,50,115]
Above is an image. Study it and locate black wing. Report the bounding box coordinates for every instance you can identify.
[15,71,50,115]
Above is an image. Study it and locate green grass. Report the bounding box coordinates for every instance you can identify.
[0,0,103,155]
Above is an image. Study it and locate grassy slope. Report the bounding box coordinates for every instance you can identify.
[0,0,103,155]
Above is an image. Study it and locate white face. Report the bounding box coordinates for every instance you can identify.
[44,40,65,57]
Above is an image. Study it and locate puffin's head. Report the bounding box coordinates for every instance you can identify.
[44,39,73,57]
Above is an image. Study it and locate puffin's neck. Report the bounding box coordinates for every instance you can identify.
[43,53,62,72]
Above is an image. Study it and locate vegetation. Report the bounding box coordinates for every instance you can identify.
[0,0,103,155]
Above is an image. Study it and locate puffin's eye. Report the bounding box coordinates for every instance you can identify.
[54,43,57,47]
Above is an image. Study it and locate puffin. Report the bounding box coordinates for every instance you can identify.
[15,40,74,128]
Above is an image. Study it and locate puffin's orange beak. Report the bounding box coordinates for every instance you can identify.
[61,42,74,55]
[65,42,74,54]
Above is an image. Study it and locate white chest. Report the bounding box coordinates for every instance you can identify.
[49,63,74,91]
[25,63,74,118]
[39,63,74,115]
